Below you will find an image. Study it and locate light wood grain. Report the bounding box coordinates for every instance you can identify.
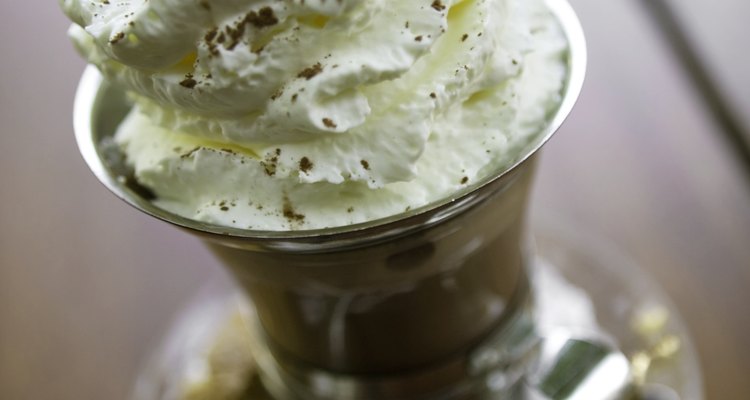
[0,6,223,399]
[0,1,748,399]
[538,0,750,397]
[662,0,750,143]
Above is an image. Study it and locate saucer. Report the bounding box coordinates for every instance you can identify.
[131,227,703,400]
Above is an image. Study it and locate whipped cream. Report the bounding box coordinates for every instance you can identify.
[62,0,568,230]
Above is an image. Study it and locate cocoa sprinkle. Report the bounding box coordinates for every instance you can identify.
[322,118,337,128]
[298,62,323,80]
[431,1,446,11]
[299,157,313,173]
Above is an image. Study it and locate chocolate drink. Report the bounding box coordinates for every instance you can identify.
[208,158,535,376]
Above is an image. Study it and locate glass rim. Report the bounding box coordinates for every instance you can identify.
[73,0,586,247]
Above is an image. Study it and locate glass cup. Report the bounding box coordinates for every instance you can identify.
[73,1,586,398]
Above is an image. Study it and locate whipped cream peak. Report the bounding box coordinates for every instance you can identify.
[64,0,473,186]
[63,0,568,230]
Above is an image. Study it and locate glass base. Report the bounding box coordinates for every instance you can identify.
[531,226,703,400]
[132,229,703,400]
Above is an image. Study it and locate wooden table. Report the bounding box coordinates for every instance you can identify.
[1,1,748,398]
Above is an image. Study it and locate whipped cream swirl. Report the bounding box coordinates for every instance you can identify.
[62,0,568,230]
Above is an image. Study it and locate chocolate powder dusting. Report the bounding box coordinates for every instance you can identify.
[262,163,275,176]
[261,149,281,176]
[298,63,323,80]
[246,7,279,28]
[270,87,284,100]
[204,28,218,42]
[299,157,314,173]
[282,197,305,222]
[223,7,277,51]
[109,32,125,44]
[180,74,198,88]
[181,147,202,159]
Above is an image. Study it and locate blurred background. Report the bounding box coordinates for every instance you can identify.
[1,0,748,398]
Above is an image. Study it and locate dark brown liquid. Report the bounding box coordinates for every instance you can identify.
[208,159,536,375]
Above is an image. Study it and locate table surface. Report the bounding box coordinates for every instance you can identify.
[1,1,748,399]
